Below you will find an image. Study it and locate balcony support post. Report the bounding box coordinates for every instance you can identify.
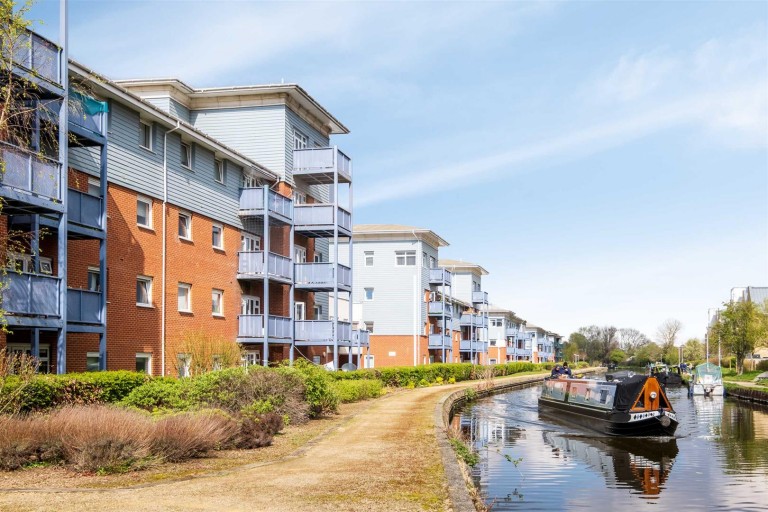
[289,203,295,365]
[98,143,107,371]
[55,0,68,375]
[332,148,339,371]
[31,327,39,360]
[262,186,270,367]
[31,214,40,273]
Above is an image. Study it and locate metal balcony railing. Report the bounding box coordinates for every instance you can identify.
[0,142,61,202]
[472,291,488,305]
[69,92,108,136]
[11,29,61,86]
[67,189,102,230]
[505,326,519,337]
[66,289,102,324]
[459,313,488,328]
[428,301,453,317]
[428,333,452,348]
[294,204,351,232]
[293,147,352,181]
[459,340,486,352]
[294,263,351,289]
[429,268,452,287]
[239,187,293,221]
[294,320,352,343]
[2,272,60,316]
[238,314,292,339]
[238,251,293,281]
[352,330,370,346]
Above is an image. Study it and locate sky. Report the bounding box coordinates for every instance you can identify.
[30,0,768,345]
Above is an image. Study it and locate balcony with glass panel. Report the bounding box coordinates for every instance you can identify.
[352,329,370,347]
[2,272,60,321]
[9,29,63,95]
[66,289,102,324]
[472,291,488,305]
[459,313,488,328]
[294,262,351,292]
[428,301,453,317]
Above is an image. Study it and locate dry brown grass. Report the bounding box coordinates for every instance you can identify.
[150,410,238,462]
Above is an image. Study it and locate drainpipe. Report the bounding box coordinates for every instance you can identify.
[161,121,181,376]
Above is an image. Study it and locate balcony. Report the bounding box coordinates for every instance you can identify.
[459,340,487,352]
[429,268,452,287]
[352,330,370,347]
[428,301,453,317]
[238,251,293,283]
[0,142,62,212]
[505,327,519,337]
[66,289,102,324]
[472,291,488,305]
[68,189,102,232]
[10,29,62,89]
[238,314,292,340]
[294,263,351,291]
[428,333,452,348]
[459,313,488,328]
[68,92,108,144]
[294,320,352,344]
[2,272,60,317]
[239,187,293,224]
[293,147,351,185]
[293,204,351,238]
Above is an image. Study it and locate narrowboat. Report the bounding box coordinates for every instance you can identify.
[538,375,678,436]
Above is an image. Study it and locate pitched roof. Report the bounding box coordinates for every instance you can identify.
[353,224,449,248]
[439,259,489,276]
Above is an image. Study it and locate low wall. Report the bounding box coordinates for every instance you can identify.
[726,384,768,405]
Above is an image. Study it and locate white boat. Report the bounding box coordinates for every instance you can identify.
[689,362,724,397]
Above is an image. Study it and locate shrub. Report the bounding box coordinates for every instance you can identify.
[0,415,40,470]
[235,412,284,449]
[150,411,238,462]
[120,378,190,412]
[330,379,383,403]
[281,361,338,418]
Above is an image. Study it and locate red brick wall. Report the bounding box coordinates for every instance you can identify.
[367,334,430,367]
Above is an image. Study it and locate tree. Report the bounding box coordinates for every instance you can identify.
[564,339,579,363]
[634,342,663,366]
[656,319,683,363]
[683,337,704,363]
[175,330,244,377]
[617,328,650,356]
[711,300,768,374]
[608,349,626,365]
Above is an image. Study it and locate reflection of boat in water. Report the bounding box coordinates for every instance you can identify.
[690,363,725,397]
[543,432,678,496]
[539,375,678,436]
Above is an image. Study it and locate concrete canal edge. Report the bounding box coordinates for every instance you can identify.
[434,368,602,512]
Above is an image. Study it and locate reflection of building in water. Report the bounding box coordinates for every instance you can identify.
[692,396,724,437]
[543,432,678,496]
[451,413,523,447]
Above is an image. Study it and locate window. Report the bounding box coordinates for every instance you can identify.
[177,354,191,378]
[178,212,192,240]
[140,121,153,150]
[178,282,192,312]
[180,142,192,169]
[364,287,374,301]
[294,245,307,263]
[212,289,223,316]
[242,351,260,367]
[136,353,152,374]
[490,339,497,347]
[395,251,416,266]
[314,253,322,263]
[87,177,100,196]
[364,251,374,267]
[136,276,152,306]
[293,129,308,150]
[313,305,322,319]
[212,223,223,249]
[295,302,306,321]
[242,173,257,188]
[88,267,100,292]
[39,257,52,275]
[137,196,152,228]
[241,233,261,252]
[214,160,224,184]
[241,296,260,315]
[292,190,306,204]
[489,358,497,365]
[491,318,502,327]
[423,252,428,267]
[429,256,436,269]
[86,352,100,372]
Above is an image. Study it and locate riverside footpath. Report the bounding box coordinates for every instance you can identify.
[0,369,599,512]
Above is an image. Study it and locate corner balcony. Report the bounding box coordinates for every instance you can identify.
[294,263,351,292]
[68,92,108,145]
[472,291,488,305]
[66,289,102,324]
[2,272,60,318]
[294,320,352,345]
[238,314,292,341]
[0,142,63,213]
[238,251,293,283]
[352,330,370,347]
[293,147,351,185]
[239,186,292,224]
[10,29,62,93]
[428,301,453,317]
[459,313,488,328]
[429,268,452,287]
[505,326,519,338]
[428,333,452,348]
[294,204,351,238]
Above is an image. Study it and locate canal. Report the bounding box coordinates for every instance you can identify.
[454,384,768,511]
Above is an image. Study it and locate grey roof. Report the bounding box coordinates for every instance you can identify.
[748,287,768,305]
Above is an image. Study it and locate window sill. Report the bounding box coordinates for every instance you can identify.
[212,314,225,318]
[137,303,154,309]
[179,237,193,243]
[179,310,193,315]
[213,246,225,252]
[181,165,193,172]
[140,145,154,153]
[137,224,154,232]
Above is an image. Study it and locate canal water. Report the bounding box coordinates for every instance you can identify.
[454,384,768,511]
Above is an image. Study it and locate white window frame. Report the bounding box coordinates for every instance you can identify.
[313,304,322,319]
[136,353,152,374]
[178,211,192,240]
[178,282,192,312]
[136,275,152,307]
[364,287,374,301]
[242,173,257,188]
[86,352,100,372]
[137,196,152,229]
[294,245,307,263]
[423,252,428,267]
[242,350,260,367]
[314,253,322,263]
[140,121,153,151]
[212,223,224,250]
[241,295,260,315]
[212,289,224,317]
[241,233,261,252]
[214,159,224,184]
[180,142,192,169]
[87,266,100,292]
[87,177,101,197]
[429,256,436,269]
[295,301,306,321]
[395,250,416,266]
[292,190,307,204]
[293,129,308,150]
[177,353,191,378]
[39,257,52,275]
[364,251,374,267]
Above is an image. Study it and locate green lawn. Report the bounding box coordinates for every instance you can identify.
[723,370,763,382]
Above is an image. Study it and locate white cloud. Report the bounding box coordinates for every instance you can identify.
[598,51,677,101]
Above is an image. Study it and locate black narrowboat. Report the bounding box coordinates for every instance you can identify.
[538,375,678,436]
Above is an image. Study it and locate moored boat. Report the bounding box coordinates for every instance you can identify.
[539,375,678,436]
[689,362,724,397]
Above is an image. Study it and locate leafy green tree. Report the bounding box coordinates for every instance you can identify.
[683,337,704,362]
[634,342,662,367]
[608,349,626,365]
[711,300,768,374]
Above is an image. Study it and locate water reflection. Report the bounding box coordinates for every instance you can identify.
[457,385,768,511]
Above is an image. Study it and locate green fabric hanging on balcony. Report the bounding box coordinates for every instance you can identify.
[71,90,109,114]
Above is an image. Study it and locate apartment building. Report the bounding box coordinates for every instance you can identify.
[487,305,532,362]
[523,324,560,363]
[1,24,366,374]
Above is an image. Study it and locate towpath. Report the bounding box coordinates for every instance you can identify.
[0,371,588,512]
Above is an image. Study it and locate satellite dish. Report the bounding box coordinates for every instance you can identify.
[341,363,357,372]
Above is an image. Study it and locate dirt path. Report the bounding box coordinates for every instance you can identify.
[0,373,556,512]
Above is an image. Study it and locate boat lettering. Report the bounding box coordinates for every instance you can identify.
[629,411,660,422]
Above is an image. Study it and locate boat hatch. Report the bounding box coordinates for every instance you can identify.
[630,377,672,412]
